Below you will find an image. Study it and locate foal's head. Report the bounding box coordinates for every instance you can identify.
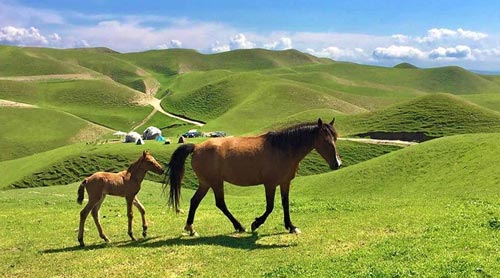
[139,151,164,175]
[314,118,342,170]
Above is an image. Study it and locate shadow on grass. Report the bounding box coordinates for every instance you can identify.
[122,232,296,250]
[41,232,295,253]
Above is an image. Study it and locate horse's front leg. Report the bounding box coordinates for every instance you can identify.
[280,182,301,234]
[126,196,136,241]
[251,184,276,232]
[133,197,148,238]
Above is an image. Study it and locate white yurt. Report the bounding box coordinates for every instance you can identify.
[124,131,142,143]
[143,126,162,140]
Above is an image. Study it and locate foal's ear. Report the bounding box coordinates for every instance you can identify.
[142,150,148,157]
[317,118,323,127]
[329,117,336,126]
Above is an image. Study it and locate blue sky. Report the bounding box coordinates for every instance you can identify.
[1,0,500,70]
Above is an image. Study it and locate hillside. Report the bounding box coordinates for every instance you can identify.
[338,93,500,138]
[121,48,332,75]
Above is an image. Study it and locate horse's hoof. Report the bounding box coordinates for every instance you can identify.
[251,221,260,232]
[78,238,85,247]
[290,227,301,234]
[236,227,246,233]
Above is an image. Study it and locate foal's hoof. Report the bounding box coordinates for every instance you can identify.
[142,226,148,238]
[236,227,247,233]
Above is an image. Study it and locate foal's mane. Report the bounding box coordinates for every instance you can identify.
[127,156,144,173]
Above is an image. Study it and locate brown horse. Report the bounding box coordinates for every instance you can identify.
[164,118,341,236]
[76,151,164,246]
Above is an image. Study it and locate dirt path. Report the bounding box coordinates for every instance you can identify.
[133,69,205,129]
[339,137,417,147]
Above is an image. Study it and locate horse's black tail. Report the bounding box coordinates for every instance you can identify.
[163,143,195,213]
[77,179,87,205]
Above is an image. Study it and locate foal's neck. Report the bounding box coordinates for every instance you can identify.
[126,163,149,185]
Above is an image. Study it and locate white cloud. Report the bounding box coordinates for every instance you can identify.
[415,28,487,43]
[428,45,472,59]
[229,33,255,49]
[0,2,64,26]
[392,34,410,44]
[264,37,292,50]
[211,41,230,53]
[157,39,182,49]
[306,46,366,60]
[372,45,425,60]
[0,26,49,45]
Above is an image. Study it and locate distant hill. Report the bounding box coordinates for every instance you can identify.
[394,62,418,69]
[339,93,500,137]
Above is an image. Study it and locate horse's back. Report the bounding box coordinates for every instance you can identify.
[192,136,278,185]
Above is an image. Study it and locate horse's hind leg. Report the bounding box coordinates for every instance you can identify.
[133,197,148,238]
[251,184,277,232]
[280,182,300,234]
[126,196,136,241]
[184,185,210,236]
[78,197,100,247]
[213,183,245,233]
[91,194,109,243]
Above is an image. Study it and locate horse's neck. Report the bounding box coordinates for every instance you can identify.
[291,144,315,163]
[126,164,149,184]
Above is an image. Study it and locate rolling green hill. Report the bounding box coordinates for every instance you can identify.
[338,93,500,137]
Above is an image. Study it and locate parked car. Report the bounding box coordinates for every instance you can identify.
[182,130,201,138]
[210,131,226,137]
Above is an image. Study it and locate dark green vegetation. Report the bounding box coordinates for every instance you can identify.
[1,44,500,276]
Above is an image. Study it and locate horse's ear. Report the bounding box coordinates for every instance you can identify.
[142,150,147,157]
[317,118,323,127]
[329,117,336,126]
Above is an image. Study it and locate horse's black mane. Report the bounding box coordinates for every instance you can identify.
[265,122,337,151]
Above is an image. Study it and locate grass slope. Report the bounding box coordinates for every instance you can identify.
[1,134,500,276]
[121,48,331,76]
[0,79,151,131]
[0,107,93,161]
[339,93,500,137]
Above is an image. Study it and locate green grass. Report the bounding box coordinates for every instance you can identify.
[0,107,92,161]
[0,79,151,131]
[338,93,500,137]
[1,133,500,277]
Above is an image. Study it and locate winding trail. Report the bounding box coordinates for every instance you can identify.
[339,137,417,147]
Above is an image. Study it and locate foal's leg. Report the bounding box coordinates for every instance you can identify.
[91,194,109,243]
[133,197,148,238]
[251,184,277,232]
[184,185,210,236]
[78,197,100,247]
[280,182,300,234]
[126,196,136,241]
[213,183,245,233]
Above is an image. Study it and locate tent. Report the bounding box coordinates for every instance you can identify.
[143,126,162,140]
[124,131,141,143]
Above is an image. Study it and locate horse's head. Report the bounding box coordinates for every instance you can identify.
[314,117,342,170]
[141,151,165,175]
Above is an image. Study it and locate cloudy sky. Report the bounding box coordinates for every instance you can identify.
[1,0,500,70]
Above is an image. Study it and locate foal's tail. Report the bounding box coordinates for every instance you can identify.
[163,143,195,213]
[76,179,87,205]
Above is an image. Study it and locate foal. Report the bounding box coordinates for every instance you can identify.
[76,151,164,247]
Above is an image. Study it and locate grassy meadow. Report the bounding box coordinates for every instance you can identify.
[2,45,500,277]
[1,134,500,277]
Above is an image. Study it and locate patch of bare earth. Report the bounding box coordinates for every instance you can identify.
[0,74,98,82]
[69,123,111,143]
[0,99,37,108]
